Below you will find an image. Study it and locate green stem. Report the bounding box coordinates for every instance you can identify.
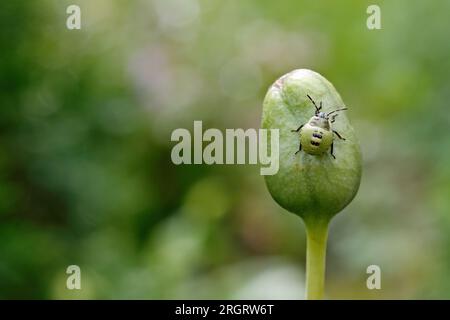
[305,219,329,300]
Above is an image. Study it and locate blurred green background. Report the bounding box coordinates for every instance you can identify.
[1,0,449,299]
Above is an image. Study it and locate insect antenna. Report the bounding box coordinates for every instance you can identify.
[307,94,321,115]
[327,107,347,117]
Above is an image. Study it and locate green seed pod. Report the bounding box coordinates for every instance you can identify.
[261,69,362,299]
[262,69,362,223]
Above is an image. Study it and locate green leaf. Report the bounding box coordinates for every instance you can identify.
[262,69,362,224]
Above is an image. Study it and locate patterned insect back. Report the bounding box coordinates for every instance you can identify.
[300,122,333,155]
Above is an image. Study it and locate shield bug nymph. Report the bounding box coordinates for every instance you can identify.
[291,94,347,159]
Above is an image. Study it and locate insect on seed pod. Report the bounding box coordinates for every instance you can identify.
[262,69,361,221]
[261,69,362,299]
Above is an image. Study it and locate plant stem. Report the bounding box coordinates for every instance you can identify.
[305,219,329,300]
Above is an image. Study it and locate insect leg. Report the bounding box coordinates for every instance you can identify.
[291,124,304,132]
[295,142,302,155]
[330,114,338,123]
[333,130,346,140]
[330,142,336,159]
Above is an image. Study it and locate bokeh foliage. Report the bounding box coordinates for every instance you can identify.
[1,0,450,299]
